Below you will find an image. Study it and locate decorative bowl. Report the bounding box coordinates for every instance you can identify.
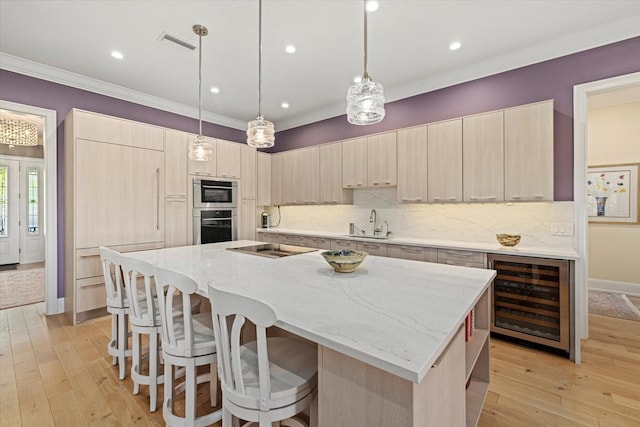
[496,234,521,247]
[321,250,368,273]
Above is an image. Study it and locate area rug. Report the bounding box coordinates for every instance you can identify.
[588,291,640,321]
[0,267,45,310]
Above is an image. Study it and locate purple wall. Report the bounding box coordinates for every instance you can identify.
[273,36,640,203]
[1,36,639,299]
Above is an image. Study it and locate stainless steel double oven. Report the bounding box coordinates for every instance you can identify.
[192,178,237,244]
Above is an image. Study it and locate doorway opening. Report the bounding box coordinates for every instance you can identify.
[0,100,58,314]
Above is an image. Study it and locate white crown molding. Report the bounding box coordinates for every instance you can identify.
[0,53,247,131]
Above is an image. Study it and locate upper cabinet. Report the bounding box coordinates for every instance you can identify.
[428,119,462,203]
[397,126,428,203]
[217,139,242,179]
[463,111,505,202]
[342,137,368,188]
[165,129,188,198]
[504,100,554,201]
[282,147,320,205]
[187,135,217,176]
[368,132,397,187]
[319,142,353,205]
[342,132,396,188]
[271,153,284,206]
[241,145,257,200]
[257,152,271,206]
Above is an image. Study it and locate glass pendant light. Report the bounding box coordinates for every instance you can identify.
[188,24,213,161]
[346,0,385,125]
[247,0,275,148]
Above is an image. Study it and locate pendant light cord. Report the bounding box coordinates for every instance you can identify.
[198,29,203,137]
[363,1,368,79]
[258,0,263,118]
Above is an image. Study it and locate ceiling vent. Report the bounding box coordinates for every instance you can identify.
[157,31,196,51]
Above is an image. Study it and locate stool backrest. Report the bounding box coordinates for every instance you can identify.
[99,246,126,309]
[120,257,157,327]
[208,286,277,411]
[154,266,199,357]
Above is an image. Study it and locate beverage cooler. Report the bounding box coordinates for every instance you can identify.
[488,254,570,352]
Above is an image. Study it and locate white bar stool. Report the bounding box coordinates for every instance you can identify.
[99,246,132,380]
[209,286,318,427]
[120,256,164,412]
[154,267,220,427]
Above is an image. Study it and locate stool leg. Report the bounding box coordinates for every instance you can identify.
[222,406,233,427]
[110,313,117,365]
[164,359,174,418]
[185,359,197,424]
[118,312,127,380]
[210,361,218,407]
[149,332,158,412]
[132,330,140,394]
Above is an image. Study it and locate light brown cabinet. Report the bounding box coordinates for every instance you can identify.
[319,142,353,204]
[239,199,257,241]
[165,198,188,247]
[504,100,554,201]
[256,232,281,244]
[270,153,284,206]
[342,137,368,188]
[64,109,165,324]
[241,145,257,200]
[463,111,504,202]
[330,239,357,251]
[217,139,241,179]
[257,152,272,206]
[282,147,319,205]
[387,245,437,262]
[437,248,486,268]
[428,119,463,203]
[342,132,397,188]
[397,126,428,203]
[165,129,188,198]
[356,241,388,257]
[306,236,332,250]
[367,132,397,187]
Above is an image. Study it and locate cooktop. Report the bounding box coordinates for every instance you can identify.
[226,243,317,259]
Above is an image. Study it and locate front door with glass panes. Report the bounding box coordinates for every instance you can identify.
[0,157,44,266]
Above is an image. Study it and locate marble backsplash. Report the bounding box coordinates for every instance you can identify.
[263,188,575,249]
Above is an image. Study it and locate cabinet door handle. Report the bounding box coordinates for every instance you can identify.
[373,182,379,186]
[385,181,391,184]
[511,195,521,200]
[432,197,441,201]
[534,194,544,199]
[415,197,422,201]
[448,197,457,201]
[156,168,160,230]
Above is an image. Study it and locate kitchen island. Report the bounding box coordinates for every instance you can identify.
[123,240,496,426]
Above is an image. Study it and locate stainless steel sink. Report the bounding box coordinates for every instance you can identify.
[226,243,317,259]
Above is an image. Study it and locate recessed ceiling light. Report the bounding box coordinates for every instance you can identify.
[210,86,220,94]
[281,102,289,109]
[111,51,124,59]
[449,41,461,51]
[285,44,296,54]
[366,1,379,12]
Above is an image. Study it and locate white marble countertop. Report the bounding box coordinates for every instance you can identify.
[123,240,495,383]
[256,227,579,260]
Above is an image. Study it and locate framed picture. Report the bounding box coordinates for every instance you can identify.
[587,163,639,224]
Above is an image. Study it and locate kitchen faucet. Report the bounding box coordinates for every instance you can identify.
[369,209,381,236]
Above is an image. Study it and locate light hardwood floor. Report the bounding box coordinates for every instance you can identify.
[1,302,639,426]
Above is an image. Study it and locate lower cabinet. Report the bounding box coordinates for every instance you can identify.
[165,197,188,248]
[387,245,437,262]
[330,239,357,251]
[356,241,388,257]
[256,232,282,244]
[437,248,486,268]
[306,236,332,250]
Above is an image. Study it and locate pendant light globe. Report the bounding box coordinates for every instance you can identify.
[346,0,385,125]
[247,0,275,148]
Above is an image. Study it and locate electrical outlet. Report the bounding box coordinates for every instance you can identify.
[551,223,574,236]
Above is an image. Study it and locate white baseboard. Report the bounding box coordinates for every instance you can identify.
[589,278,640,296]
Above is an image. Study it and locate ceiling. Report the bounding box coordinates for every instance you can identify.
[1,1,639,132]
